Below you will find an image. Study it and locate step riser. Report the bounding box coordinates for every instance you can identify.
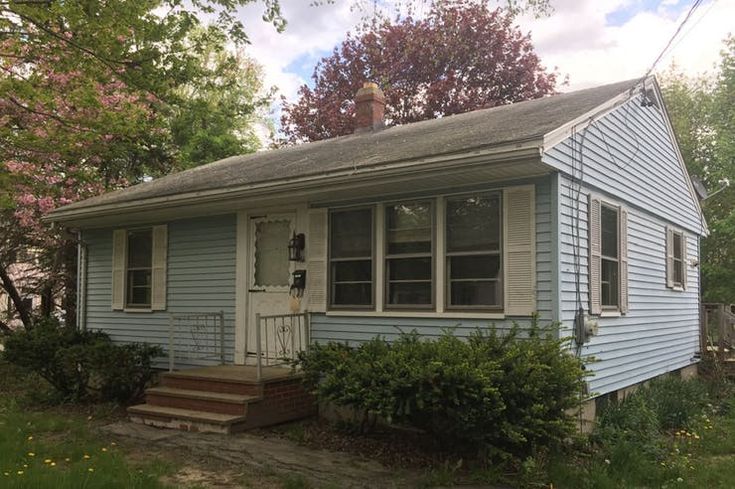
[145,393,248,416]
[161,376,263,396]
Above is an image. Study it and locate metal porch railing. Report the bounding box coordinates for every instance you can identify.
[168,311,225,371]
[255,312,310,381]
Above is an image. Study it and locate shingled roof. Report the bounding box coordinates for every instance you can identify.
[49,78,639,218]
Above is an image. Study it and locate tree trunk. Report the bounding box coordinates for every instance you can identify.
[0,264,32,329]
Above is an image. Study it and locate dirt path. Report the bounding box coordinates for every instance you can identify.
[102,422,418,488]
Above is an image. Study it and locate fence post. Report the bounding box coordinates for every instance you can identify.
[255,313,262,382]
[719,304,727,363]
[168,314,175,372]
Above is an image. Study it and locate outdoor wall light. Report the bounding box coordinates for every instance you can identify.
[288,232,306,262]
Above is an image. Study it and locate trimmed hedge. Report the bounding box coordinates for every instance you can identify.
[296,321,587,458]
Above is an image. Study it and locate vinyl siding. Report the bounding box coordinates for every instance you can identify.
[549,95,702,397]
[545,96,703,235]
[84,214,237,367]
[310,177,555,343]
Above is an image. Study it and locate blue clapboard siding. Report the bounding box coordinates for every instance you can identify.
[548,96,702,397]
[545,96,703,235]
[310,178,555,343]
[84,214,237,367]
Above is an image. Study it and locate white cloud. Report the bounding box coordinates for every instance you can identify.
[517,0,733,90]
[234,0,733,115]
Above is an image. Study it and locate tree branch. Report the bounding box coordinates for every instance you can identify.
[0,264,32,330]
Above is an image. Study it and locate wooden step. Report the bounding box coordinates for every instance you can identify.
[127,404,249,434]
[145,387,259,416]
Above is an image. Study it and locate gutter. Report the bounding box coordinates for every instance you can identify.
[45,140,544,224]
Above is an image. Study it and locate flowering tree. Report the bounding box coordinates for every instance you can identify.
[0,1,279,328]
[281,0,560,143]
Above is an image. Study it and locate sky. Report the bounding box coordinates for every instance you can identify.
[234,0,733,119]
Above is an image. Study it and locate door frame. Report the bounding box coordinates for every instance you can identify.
[234,205,307,365]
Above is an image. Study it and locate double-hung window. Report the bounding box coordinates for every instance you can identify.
[666,227,687,289]
[446,193,502,309]
[329,208,374,308]
[600,204,620,309]
[126,229,153,308]
[385,202,433,308]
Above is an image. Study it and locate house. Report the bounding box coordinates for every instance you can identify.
[45,77,706,432]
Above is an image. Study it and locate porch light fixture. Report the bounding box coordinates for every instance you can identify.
[288,232,305,262]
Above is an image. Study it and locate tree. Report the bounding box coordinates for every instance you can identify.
[281,0,559,143]
[0,1,279,328]
[661,37,735,303]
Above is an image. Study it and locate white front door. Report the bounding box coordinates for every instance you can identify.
[246,214,296,360]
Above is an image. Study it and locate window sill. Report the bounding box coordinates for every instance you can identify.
[326,310,506,320]
[599,310,621,318]
[123,308,153,313]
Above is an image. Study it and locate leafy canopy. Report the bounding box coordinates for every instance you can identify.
[281,0,559,143]
[661,36,735,303]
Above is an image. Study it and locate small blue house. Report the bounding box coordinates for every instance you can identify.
[47,77,706,431]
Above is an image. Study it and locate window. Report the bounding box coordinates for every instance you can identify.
[329,208,373,307]
[126,229,153,308]
[385,202,433,308]
[446,193,502,309]
[672,232,684,286]
[600,205,619,308]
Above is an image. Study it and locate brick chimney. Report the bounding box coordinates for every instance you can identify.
[354,82,385,133]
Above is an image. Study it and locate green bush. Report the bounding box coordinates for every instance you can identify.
[296,321,587,459]
[3,318,162,403]
[643,375,710,430]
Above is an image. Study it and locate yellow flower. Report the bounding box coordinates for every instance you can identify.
[110,442,116,447]
[22,465,27,469]
[3,472,9,476]
[65,458,70,462]
[50,462,56,467]
[27,452,35,457]
[101,448,107,452]
[83,454,91,460]
[694,434,701,440]
[17,471,23,475]
[44,459,52,464]
[27,436,33,441]
[88,468,94,472]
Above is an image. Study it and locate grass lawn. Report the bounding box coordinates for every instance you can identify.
[0,358,306,489]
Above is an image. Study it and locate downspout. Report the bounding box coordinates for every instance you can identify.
[75,230,87,331]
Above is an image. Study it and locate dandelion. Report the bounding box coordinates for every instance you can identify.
[83,454,91,460]
[27,452,35,457]
[88,467,94,472]
[23,464,28,468]
[17,470,23,475]
[50,462,56,467]
[3,472,8,476]
[101,448,108,452]
[27,436,33,441]
[44,459,52,464]
[65,458,71,462]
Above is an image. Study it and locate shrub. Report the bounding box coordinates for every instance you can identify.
[296,320,587,459]
[643,375,710,430]
[3,318,162,403]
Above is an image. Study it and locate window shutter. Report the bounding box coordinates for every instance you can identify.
[619,208,629,314]
[151,225,168,311]
[503,185,536,316]
[682,233,688,290]
[306,208,328,313]
[665,226,674,288]
[111,229,126,310]
[588,195,602,315]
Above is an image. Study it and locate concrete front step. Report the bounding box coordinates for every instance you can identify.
[145,387,260,416]
[128,404,249,434]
